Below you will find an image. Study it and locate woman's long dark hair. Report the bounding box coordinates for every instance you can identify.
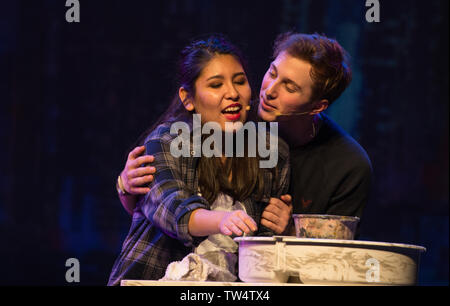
[136,35,264,204]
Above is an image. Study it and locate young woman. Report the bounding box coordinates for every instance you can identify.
[108,36,290,285]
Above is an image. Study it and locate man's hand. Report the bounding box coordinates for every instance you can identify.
[121,146,156,195]
[261,195,294,235]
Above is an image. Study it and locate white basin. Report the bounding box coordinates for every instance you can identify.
[234,236,426,286]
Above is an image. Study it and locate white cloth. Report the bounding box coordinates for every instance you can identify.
[159,193,245,282]
[159,253,236,282]
[195,193,246,255]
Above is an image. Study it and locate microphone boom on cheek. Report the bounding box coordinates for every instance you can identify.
[275,111,310,117]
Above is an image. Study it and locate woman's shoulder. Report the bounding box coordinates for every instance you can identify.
[143,122,179,145]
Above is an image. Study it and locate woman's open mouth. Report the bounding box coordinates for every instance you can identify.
[222,103,242,121]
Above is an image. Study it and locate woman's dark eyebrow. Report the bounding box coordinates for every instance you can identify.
[206,75,224,81]
[206,72,245,81]
[233,72,246,78]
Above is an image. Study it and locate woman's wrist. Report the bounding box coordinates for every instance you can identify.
[188,209,224,237]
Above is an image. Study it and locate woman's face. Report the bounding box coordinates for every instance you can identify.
[190,54,251,131]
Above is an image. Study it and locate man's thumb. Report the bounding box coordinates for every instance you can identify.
[281,194,292,204]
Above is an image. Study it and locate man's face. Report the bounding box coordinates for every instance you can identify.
[258,51,316,122]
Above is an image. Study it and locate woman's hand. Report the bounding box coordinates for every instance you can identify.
[219,210,258,236]
[261,195,294,235]
[121,146,157,195]
[188,209,258,237]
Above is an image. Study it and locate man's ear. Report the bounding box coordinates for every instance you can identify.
[311,99,329,115]
[179,87,194,111]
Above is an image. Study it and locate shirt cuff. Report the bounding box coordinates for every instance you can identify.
[175,198,209,248]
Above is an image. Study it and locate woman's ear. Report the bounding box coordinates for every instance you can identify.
[311,99,329,115]
[179,87,194,111]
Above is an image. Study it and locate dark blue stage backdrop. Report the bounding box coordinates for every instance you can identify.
[0,0,448,285]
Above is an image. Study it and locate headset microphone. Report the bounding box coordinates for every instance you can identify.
[275,111,311,117]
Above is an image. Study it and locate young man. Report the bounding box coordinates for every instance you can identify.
[116,33,372,236]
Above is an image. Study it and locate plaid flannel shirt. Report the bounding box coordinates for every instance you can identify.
[108,119,290,285]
